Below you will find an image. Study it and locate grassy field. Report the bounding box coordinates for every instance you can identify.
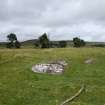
[0,48,105,105]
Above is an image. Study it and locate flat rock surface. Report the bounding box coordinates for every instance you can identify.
[84,58,94,64]
[32,60,67,74]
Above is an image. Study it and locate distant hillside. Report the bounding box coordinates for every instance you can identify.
[21,39,37,44]
[0,42,7,48]
[21,39,105,47]
[0,39,105,48]
[86,41,105,47]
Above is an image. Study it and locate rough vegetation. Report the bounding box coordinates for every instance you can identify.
[0,48,105,105]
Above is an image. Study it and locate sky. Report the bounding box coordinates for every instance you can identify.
[0,0,105,42]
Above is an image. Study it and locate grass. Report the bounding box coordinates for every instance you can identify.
[0,48,105,105]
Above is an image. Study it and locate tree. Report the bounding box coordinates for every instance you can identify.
[15,40,21,48]
[6,42,14,48]
[73,37,81,47]
[34,40,40,48]
[73,37,85,47]
[59,41,67,48]
[7,33,17,43]
[80,40,86,46]
[7,33,21,48]
[38,33,50,48]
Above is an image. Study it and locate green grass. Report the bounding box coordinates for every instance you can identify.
[0,48,105,105]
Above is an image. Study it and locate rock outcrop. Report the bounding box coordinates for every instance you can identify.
[84,58,94,64]
[32,60,67,74]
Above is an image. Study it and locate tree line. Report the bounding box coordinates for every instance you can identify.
[6,33,86,49]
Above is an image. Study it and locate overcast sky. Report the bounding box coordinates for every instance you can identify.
[0,0,105,42]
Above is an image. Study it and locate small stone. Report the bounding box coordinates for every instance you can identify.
[84,58,93,64]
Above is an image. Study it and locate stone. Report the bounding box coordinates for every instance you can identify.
[84,58,94,64]
[32,60,67,74]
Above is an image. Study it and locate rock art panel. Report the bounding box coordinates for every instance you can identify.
[32,60,67,74]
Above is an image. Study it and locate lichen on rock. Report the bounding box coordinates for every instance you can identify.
[32,60,67,74]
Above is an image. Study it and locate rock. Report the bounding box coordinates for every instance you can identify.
[84,58,93,64]
[32,60,67,74]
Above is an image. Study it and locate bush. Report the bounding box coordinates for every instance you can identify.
[15,41,21,48]
[73,37,86,47]
[38,33,50,48]
[6,42,14,48]
[7,33,21,48]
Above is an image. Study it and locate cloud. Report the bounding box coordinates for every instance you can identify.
[0,0,105,42]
